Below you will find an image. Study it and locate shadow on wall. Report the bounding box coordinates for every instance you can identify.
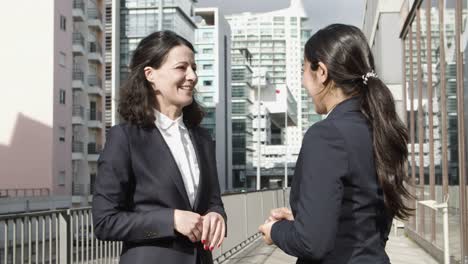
[0,113,52,191]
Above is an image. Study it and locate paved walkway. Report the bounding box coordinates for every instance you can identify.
[223,229,439,264]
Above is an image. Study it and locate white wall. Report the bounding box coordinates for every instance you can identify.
[0,0,71,195]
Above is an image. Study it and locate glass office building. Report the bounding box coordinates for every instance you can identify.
[401,0,468,262]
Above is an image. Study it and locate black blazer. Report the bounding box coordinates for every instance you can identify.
[271,97,392,264]
[92,123,226,264]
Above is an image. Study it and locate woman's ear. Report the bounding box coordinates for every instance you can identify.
[143,66,155,83]
[317,62,328,84]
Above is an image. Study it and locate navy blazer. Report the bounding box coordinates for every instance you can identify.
[92,123,226,264]
[271,97,392,264]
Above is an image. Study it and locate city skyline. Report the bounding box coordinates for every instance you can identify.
[197,0,366,30]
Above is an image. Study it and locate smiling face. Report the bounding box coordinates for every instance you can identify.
[145,45,198,113]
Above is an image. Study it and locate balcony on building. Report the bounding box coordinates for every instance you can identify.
[263,85,297,128]
[72,183,86,196]
[72,32,86,55]
[87,142,102,162]
[88,42,103,64]
[88,75,103,96]
[72,140,85,160]
[72,66,85,90]
[72,104,86,125]
[88,109,103,129]
[71,182,93,204]
[87,8,104,31]
[73,0,85,21]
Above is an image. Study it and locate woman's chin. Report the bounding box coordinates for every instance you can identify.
[179,98,193,108]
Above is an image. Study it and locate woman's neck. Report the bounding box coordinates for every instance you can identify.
[323,89,351,114]
[155,104,182,120]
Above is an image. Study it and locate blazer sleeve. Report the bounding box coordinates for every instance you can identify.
[92,125,175,242]
[270,121,348,260]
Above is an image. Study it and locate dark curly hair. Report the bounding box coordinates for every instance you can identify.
[118,30,204,128]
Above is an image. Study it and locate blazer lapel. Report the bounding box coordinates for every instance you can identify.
[188,128,205,212]
[152,127,192,209]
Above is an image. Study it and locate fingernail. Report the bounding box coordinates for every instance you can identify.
[202,240,206,244]
[204,245,208,250]
[210,246,214,251]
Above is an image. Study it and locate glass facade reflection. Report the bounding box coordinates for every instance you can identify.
[402,0,468,262]
[119,0,196,81]
[231,49,254,190]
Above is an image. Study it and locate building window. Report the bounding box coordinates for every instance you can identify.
[59,127,66,142]
[60,15,66,31]
[105,65,112,80]
[203,64,213,70]
[59,89,66,104]
[204,96,213,102]
[202,32,213,39]
[105,36,112,51]
[59,52,66,67]
[203,80,213,86]
[58,171,66,186]
[202,48,213,54]
[105,95,112,110]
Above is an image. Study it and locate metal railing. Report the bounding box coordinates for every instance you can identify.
[0,188,289,263]
[72,32,85,47]
[87,8,103,22]
[87,143,102,155]
[87,75,102,88]
[72,70,84,82]
[72,105,85,119]
[88,42,102,55]
[88,110,102,122]
[73,0,84,11]
[71,184,86,196]
[72,141,84,153]
[0,189,50,199]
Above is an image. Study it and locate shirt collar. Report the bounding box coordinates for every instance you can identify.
[154,109,186,131]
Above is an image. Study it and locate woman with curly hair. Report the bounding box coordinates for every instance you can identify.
[92,30,226,264]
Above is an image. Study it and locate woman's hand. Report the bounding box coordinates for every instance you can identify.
[174,209,203,243]
[258,207,292,245]
[258,220,276,245]
[201,212,226,251]
[269,207,294,222]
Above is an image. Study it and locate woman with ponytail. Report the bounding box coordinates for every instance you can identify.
[259,24,413,263]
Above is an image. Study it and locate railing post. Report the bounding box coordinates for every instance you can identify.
[58,211,70,264]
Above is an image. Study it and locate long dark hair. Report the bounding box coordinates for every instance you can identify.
[305,24,413,219]
[118,30,204,128]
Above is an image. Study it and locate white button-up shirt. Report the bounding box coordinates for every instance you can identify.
[155,110,200,207]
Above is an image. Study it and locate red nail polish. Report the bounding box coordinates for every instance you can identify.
[210,246,214,251]
[202,240,206,244]
[204,245,208,250]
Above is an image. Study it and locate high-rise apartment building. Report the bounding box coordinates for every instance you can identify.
[230,48,255,189]
[226,0,320,176]
[71,0,106,205]
[194,8,232,192]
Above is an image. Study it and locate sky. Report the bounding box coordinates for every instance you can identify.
[196,0,366,31]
